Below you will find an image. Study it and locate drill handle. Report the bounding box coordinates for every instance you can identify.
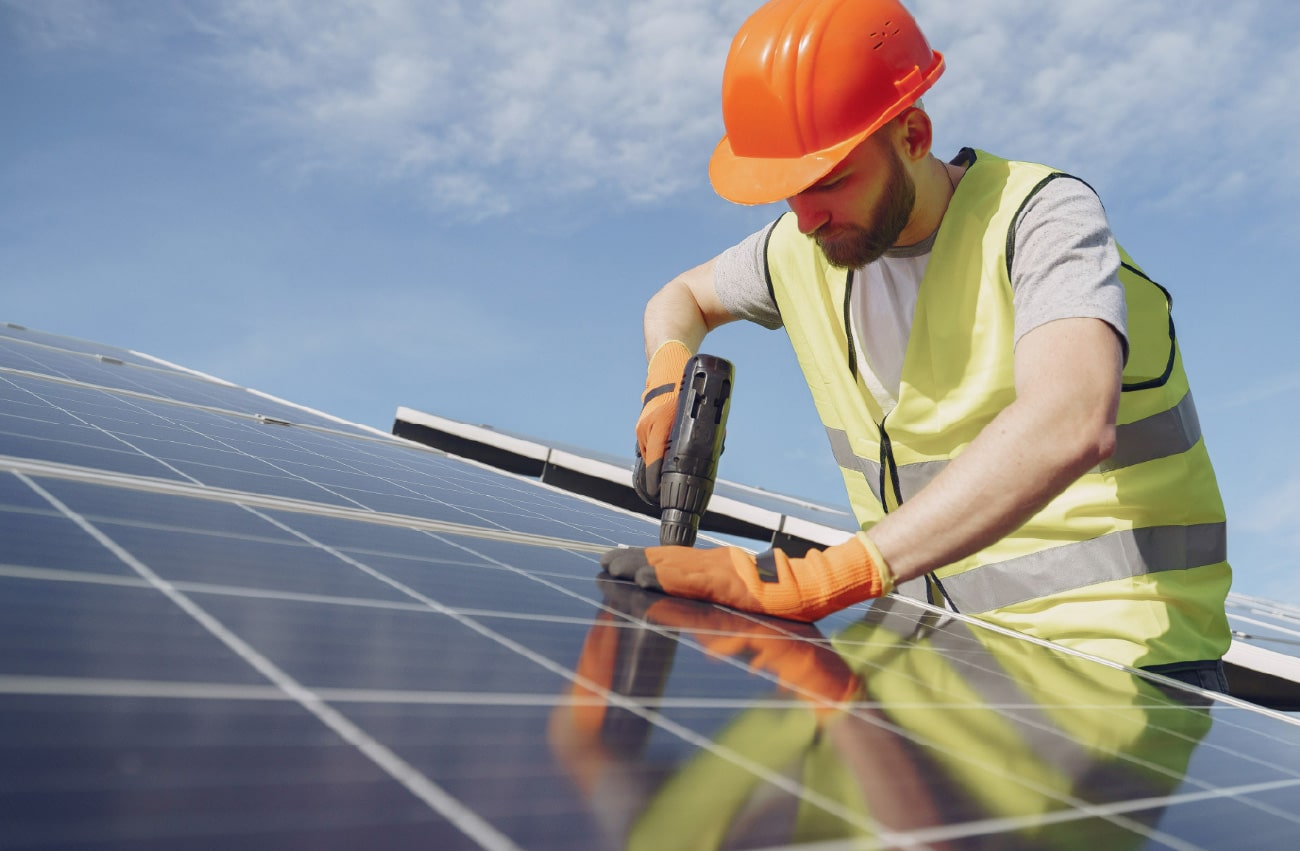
[658,354,733,547]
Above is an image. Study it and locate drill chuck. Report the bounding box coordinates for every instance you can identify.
[658,354,733,547]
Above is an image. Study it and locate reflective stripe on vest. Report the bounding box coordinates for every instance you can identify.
[828,388,1205,502]
[825,427,884,504]
[1100,390,1202,474]
[941,522,1227,612]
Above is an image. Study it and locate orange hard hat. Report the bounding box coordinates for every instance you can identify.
[709,0,945,205]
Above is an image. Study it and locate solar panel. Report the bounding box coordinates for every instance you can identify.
[4,324,1300,849]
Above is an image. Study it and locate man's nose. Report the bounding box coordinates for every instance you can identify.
[787,194,830,236]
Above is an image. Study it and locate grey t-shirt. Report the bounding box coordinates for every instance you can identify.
[714,166,1127,408]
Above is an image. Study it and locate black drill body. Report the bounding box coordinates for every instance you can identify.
[657,354,733,546]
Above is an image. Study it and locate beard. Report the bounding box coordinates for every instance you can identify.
[815,150,915,269]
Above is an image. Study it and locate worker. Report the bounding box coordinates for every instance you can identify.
[601,0,1232,689]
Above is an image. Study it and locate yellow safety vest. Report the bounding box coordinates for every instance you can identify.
[764,149,1231,667]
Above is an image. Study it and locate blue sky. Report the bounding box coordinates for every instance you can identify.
[3,0,1299,601]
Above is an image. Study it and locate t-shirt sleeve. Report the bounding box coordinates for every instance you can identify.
[1010,177,1129,359]
[714,220,784,330]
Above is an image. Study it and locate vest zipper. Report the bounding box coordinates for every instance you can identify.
[880,414,961,613]
[842,270,858,379]
[877,415,904,512]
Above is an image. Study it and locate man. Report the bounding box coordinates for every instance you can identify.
[601,0,1231,687]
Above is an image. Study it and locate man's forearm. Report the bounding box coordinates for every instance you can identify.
[644,281,708,358]
[868,317,1122,583]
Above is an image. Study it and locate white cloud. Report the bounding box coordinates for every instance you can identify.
[196,0,750,216]
[10,0,1300,216]
[923,0,1300,209]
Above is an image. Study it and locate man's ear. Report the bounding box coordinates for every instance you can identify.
[895,106,934,163]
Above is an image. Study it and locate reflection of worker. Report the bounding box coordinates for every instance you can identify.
[602,0,1231,685]
[552,585,1214,849]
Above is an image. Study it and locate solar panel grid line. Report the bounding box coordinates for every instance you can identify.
[0,454,613,555]
[0,359,616,524]
[1230,612,1300,644]
[6,658,1281,714]
[1227,592,1300,615]
[0,672,899,713]
[0,563,161,589]
[0,370,373,468]
[0,362,266,420]
[0,563,449,614]
[1230,612,1300,637]
[15,471,526,851]
[0,338,238,388]
[0,359,376,440]
[0,325,193,373]
[0,675,292,701]
[244,418,665,545]
[139,345,405,441]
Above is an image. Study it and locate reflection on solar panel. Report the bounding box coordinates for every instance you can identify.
[4,321,1300,849]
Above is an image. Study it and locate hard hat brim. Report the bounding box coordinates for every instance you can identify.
[708,128,873,206]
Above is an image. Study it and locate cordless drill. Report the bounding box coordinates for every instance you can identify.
[649,354,734,547]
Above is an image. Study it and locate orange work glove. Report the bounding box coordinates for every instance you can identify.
[632,339,692,505]
[600,533,895,623]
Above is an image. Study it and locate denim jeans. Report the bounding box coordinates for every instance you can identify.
[1141,659,1230,694]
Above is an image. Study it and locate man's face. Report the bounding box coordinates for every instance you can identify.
[788,139,916,270]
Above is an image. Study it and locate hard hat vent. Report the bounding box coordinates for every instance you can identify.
[870,22,904,50]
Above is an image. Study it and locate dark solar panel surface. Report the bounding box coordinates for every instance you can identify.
[4,325,1300,850]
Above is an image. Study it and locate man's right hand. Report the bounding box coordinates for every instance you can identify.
[633,340,692,504]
